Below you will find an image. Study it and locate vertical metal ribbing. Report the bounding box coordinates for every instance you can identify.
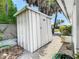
[21,13,24,48]
[48,18,52,41]
[19,14,22,47]
[22,13,24,48]
[46,17,49,43]
[29,10,34,52]
[35,13,38,50]
[17,16,20,45]
[17,9,52,53]
[32,11,38,51]
[27,12,30,51]
[24,11,28,50]
[36,13,41,49]
[23,12,27,49]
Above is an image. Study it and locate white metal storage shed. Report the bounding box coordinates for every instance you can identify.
[14,6,52,53]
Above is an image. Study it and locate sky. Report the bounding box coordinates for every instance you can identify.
[51,12,70,25]
[12,0,26,10]
[12,0,70,25]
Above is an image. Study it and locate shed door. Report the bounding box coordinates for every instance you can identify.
[40,16,48,46]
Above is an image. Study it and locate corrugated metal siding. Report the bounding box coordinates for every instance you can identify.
[47,17,52,42]
[32,11,38,51]
[40,15,48,46]
[29,10,34,52]
[17,9,52,53]
[36,12,41,49]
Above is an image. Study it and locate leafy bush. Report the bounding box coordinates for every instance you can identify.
[54,29,60,32]
[75,53,79,59]
[59,25,66,32]
[59,25,72,36]
[0,0,17,24]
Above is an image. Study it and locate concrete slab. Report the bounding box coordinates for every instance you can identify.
[17,36,63,59]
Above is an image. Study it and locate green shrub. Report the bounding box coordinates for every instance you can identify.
[59,25,72,36]
[54,29,60,32]
[59,25,66,32]
[75,53,79,59]
[0,0,17,24]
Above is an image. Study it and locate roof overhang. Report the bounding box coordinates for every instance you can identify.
[56,0,74,22]
[14,6,52,19]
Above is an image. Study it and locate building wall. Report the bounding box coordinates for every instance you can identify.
[57,0,77,53]
[57,0,74,23]
[72,4,77,53]
[76,0,79,51]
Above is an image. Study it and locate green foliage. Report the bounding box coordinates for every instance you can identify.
[0,0,17,24]
[53,53,73,59]
[56,19,64,26]
[54,29,60,32]
[59,25,72,36]
[75,53,79,59]
[59,25,66,32]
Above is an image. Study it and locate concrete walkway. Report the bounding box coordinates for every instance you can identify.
[17,36,63,59]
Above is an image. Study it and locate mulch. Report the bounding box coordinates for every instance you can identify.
[0,45,23,59]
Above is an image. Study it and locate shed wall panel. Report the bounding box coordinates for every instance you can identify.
[17,15,20,46]
[31,11,38,51]
[40,15,48,46]
[17,16,20,45]
[19,14,23,47]
[25,11,29,50]
[17,9,52,53]
[36,13,41,48]
[47,18,52,41]
[21,13,24,48]
[26,11,30,51]
[29,10,34,52]
[22,12,27,49]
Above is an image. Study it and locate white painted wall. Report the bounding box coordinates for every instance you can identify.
[57,0,77,53]
[17,9,52,53]
[72,4,77,53]
[57,0,74,23]
[57,0,67,17]
[76,0,79,52]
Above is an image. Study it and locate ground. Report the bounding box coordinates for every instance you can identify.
[58,43,74,58]
[17,36,63,59]
[0,36,73,59]
[0,46,23,59]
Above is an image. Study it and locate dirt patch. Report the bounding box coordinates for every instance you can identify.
[58,43,74,58]
[0,46,23,59]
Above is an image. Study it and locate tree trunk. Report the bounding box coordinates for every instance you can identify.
[53,8,58,34]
